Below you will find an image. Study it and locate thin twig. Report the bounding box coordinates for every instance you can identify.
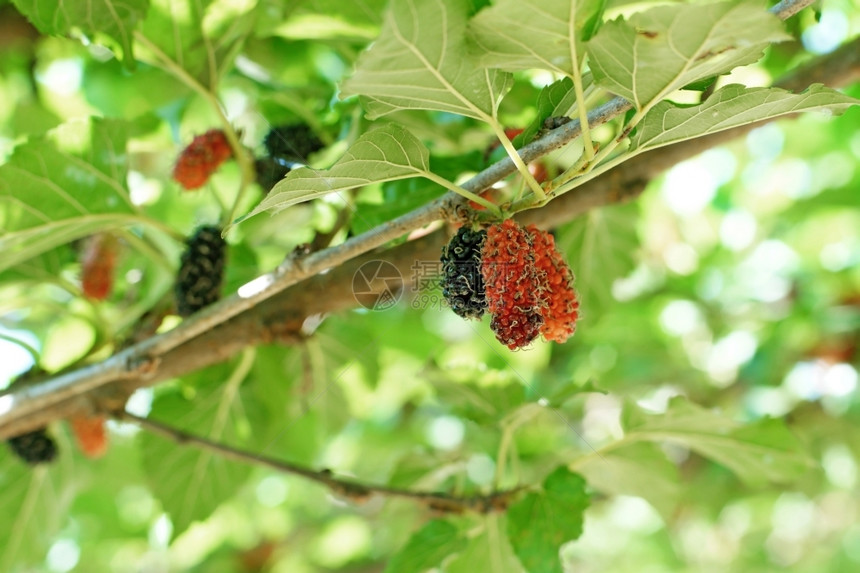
[121,411,523,513]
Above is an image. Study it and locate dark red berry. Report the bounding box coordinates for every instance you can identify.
[481,219,544,350]
[527,225,579,343]
[172,129,234,190]
[80,233,118,300]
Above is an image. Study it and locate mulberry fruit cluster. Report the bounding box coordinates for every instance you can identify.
[175,225,227,317]
[440,220,579,350]
[440,227,488,319]
[172,129,234,190]
[7,427,57,465]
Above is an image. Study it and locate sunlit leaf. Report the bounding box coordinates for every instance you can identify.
[624,398,816,485]
[558,202,640,315]
[341,0,513,120]
[576,442,680,518]
[13,0,149,68]
[140,0,256,85]
[630,84,860,152]
[469,0,603,75]
[241,124,431,221]
[385,519,466,573]
[448,515,523,573]
[0,118,137,273]
[0,452,76,568]
[587,1,789,110]
[271,0,388,40]
[140,360,268,536]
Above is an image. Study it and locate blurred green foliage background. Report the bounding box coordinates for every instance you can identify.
[0,0,859,571]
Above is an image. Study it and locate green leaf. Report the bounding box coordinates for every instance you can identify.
[448,515,523,573]
[506,467,589,573]
[341,0,513,120]
[469,0,603,75]
[13,0,149,69]
[587,1,789,111]
[576,442,680,518]
[385,519,466,573]
[0,453,77,569]
[0,118,137,273]
[241,124,431,221]
[140,360,265,536]
[423,362,525,425]
[140,0,256,85]
[558,202,640,315]
[624,398,815,485]
[630,84,860,153]
[521,77,575,145]
[270,0,388,41]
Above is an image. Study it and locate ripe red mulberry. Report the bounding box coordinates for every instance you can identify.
[481,219,544,349]
[527,225,579,343]
[441,227,488,319]
[175,225,227,316]
[172,129,234,190]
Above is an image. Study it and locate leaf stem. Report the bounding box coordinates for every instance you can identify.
[494,403,542,489]
[422,172,502,218]
[0,333,40,363]
[568,1,594,161]
[489,123,547,202]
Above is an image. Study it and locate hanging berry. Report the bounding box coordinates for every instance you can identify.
[440,227,488,319]
[481,219,544,350]
[80,233,118,301]
[263,123,324,163]
[174,225,227,317]
[254,156,292,193]
[172,129,234,190]
[7,427,57,465]
[527,225,580,343]
[69,415,109,459]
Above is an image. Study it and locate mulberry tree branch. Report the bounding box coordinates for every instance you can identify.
[0,0,844,439]
[120,411,522,514]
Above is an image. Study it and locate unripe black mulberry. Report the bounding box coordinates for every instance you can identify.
[263,123,324,163]
[175,225,227,317]
[440,227,488,319]
[254,156,292,193]
[7,427,57,465]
